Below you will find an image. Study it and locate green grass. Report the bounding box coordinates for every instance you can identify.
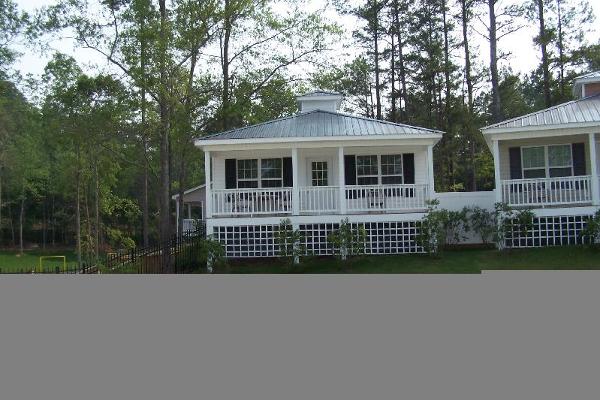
[215,246,600,274]
[0,250,78,273]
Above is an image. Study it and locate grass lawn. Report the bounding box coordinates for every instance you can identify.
[0,250,79,273]
[215,246,600,274]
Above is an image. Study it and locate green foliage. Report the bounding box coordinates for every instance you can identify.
[274,218,305,264]
[105,227,136,250]
[200,235,226,270]
[580,210,600,247]
[328,218,367,260]
[418,200,469,256]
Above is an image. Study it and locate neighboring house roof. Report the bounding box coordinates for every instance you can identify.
[574,71,600,81]
[199,110,444,142]
[481,94,600,134]
[573,71,600,98]
[171,184,205,200]
[298,90,342,97]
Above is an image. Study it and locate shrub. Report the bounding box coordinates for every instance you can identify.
[328,218,367,261]
[274,218,305,264]
[468,206,496,245]
[418,200,469,255]
[491,203,535,250]
[580,210,600,247]
[201,235,226,272]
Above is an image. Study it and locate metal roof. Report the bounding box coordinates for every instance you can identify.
[481,94,600,133]
[574,71,600,81]
[298,90,342,97]
[199,110,444,141]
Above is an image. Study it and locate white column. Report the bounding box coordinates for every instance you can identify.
[427,145,435,199]
[187,203,192,219]
[589,133,599,206]
[292,147,300,215]
[492,139,502,204]
[204,150,212,219]
[338,146,346,215]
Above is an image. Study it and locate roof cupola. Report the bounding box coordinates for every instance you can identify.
[297,90,343,113]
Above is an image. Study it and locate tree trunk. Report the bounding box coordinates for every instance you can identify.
[392,0,408,122]
[42,199,46,250]
[221,0,232,130]
[76,149,82,268]
[0,170,3,245]
[442,0,452,129]
[158,0,172,271]
[556,0,566,99]
[488,0,502,123]
[19,196,24,255]
[139,9,150,248]
[537,0,552,107]
[95,160,100,264]
[461,0,477,190]
[390,30,397,121]
[373,1,382,120]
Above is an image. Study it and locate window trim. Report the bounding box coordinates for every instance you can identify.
[355,154,404,186]
[521,144,574,179]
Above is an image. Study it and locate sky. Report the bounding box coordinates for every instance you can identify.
[12,0,600,86]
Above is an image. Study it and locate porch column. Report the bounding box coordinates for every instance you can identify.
[492,139,502,203]
[589,133,599,206]
[292,147,300,215]
[427,145,435,199]
[204,150,212,219]
[338,146,346,215]
[175,200,180,236]
[187,203,192,219]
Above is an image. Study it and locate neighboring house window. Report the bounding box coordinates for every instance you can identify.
[311,161,328,186]
[521,145,573,179]
[237,159,259,188]
[356,155,403,185]
[381,154,403,184]
[260,158,283,188]
[356,155,379,185]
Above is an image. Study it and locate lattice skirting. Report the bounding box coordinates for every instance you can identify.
[213,220,424,258]
[505,214,593,248]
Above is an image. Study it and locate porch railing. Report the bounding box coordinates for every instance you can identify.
[211,187,293,216]
[501,175,593,207]
[345,184,429,212]
[299,186,340,214]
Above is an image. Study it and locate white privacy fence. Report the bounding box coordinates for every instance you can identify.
[501,176,593,207]
[211,188,293,216]
[345,184,429,212]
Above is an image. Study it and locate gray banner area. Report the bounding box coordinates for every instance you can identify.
[1,273,599,400]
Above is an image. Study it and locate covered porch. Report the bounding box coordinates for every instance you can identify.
[203,142,436,218]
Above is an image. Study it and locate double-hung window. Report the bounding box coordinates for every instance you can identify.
[356,155,379,185]
[237,159,258,188]
[260,158,283,188]
[311,161,328,186]
[356,154,403,185]
[521,145,573,179]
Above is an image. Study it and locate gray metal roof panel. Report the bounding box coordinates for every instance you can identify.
[200,110,444,141]
[481,94,600,132]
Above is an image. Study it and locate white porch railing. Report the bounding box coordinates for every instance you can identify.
[501,175,593,207]
[345,184,429,212]
[182,218,200,233]
[211,188,293,216]
[299,186,340,214]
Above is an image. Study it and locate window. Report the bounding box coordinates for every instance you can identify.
[356,155,378,185]
[260,158,282,188]
[381,154,403,184]
[237,159,258,188]
[311,161,328,186]
[521,145,573,179]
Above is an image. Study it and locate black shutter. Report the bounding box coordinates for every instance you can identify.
[572,143,586,176]
[509,147,522,179]
[282,157,293,187]
[225,159,237,189]
[402,153,415,184]
[344,155,356,185]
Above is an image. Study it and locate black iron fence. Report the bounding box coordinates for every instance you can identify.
[106,223,206,274]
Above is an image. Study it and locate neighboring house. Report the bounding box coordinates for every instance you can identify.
[172,184,205,233]
[194,91,442,257]
[481,71,600,247]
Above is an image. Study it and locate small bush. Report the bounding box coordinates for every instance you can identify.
[274,218,305,264]
[418,200,469,255]
[328,218,367,261]
[201,235,226,272]
[580,210,600,247]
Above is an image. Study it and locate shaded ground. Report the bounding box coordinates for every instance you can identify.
[0,250,78,272]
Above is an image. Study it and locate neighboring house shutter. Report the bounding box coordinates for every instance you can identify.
[572,143,586,176]
[508,147,522,179]
[402,154,415,184]
[225,159,237,189]
[282,157,293,187]
[344,155,356,185]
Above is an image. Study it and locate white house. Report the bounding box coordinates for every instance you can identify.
[171,184,206,234]
[193,91,442,257]
[481,71,600,247]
